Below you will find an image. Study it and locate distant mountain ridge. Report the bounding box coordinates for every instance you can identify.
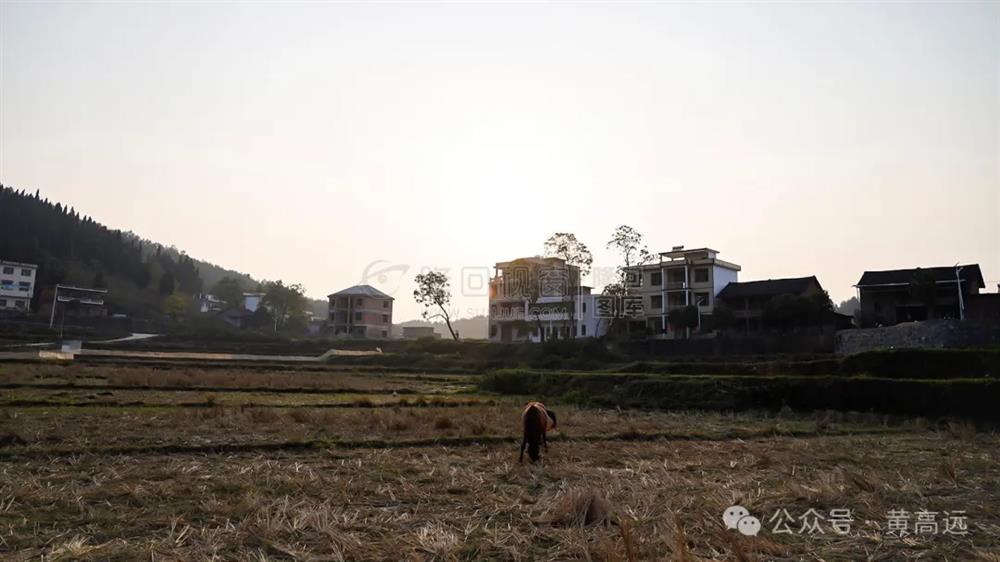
[394,315,488,340]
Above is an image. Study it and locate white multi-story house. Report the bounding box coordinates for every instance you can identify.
[488,256,605,342]
[625,246,740,337]
[0,260,38,312]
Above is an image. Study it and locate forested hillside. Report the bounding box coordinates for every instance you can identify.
[0,184,326,319]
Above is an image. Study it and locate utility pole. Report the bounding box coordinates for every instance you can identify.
[955,265,965,321]
[48,285,60,328]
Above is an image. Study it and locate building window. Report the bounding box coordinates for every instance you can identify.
[0,299,6,307]
[356,298,364,307]
[381,330,387,337]
[382,314,389,323]
[582,301,587,314]
[490,324,498,337]
[18,282,30,292]
[650,272,662,286]
[354,312,362,321]
[382,300,389,308]
[338,298,347,307]
[694,292,710,306]
[667,293,686,307]
[1,267,12,274]
[581,324,587,336]
[650,295,663,309]
[694,268,709,283]
[21,269,32,276]
[14,300,25,309]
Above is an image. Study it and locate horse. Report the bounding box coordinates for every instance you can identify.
[520,401,557,462]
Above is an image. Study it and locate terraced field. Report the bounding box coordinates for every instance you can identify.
[0,361,998,560]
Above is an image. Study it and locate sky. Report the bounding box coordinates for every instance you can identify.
[2,2,998,322]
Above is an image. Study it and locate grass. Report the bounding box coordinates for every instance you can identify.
[479,370,1000,421]
[0,362,476,394]
[1,432,998,560]
[1,360,998,560]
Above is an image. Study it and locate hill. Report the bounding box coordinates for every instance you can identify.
[0,184,326,319]
[394,315,488,340]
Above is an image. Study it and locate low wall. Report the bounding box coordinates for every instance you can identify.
[836,320,1000,356]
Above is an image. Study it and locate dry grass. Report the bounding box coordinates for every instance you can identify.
[0,363,473,394]
[541,488,617,527]
[0,363,997,560]
[0,398,904,454]
[0,432,997,561]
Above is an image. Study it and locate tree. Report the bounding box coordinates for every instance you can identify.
[212,277,245,310]
[668,305,700,337]
[163,293,190,321]
[262,280,307,332]
[605,225,654,335]
[544,233,593,276]
[245,304,275,331]
[606,225,654,282]
[413,271,459,341]
[133,263,151,290]
[835,296,859,316]
[159,272,175,295]
[544,232,593,335]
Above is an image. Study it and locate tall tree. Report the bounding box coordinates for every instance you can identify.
[544,232,593,335]
[413,271,459,341]
[212,277,245,310]
[606,225,654,281]
[262,280,307,332]
[605,225,654,334]
[668,305,700,337]
[163,293,190,321]
[159,272,175,295]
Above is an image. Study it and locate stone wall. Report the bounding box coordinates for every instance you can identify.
[835,320,1000,356]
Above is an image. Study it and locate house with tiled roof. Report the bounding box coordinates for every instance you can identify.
[327,284,393,338]
[854,265,984,325]
[717,276,827,332]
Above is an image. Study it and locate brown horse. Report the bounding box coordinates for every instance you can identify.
[520,401,557,462]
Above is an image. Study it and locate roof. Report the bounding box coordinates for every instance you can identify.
[856,265,984,288]
[328,284,394,299]
[717,276,822,300]
[496,256,568,268]
[659,247,719,257]
[0,260,38,268]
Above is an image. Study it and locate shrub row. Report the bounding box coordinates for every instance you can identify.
[479,370,1000,421]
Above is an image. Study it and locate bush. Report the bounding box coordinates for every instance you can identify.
[479,370,1000,421]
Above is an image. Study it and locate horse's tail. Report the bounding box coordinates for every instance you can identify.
[523,405,543,461]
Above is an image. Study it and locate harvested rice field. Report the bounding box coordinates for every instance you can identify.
[0,362,998,561]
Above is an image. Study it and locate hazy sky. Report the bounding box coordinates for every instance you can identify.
[2,2,997,321]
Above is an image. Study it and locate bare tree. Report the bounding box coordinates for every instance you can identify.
[544,232,593,336]
[544,232,593,276]
[413,271,459,340]
[605,225,654,334]
[606,225,654,282]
